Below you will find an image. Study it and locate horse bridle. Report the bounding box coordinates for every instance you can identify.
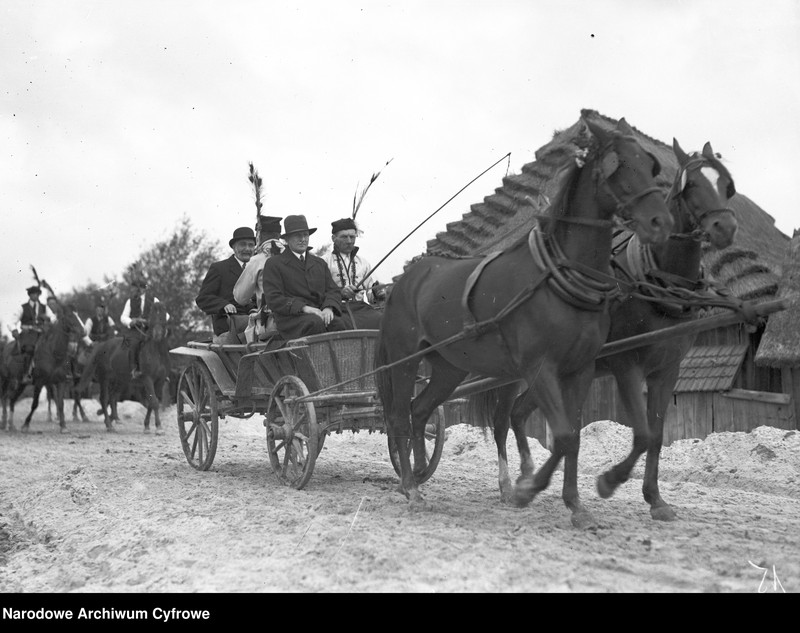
[666,155,735,241]
[530,135,664,231]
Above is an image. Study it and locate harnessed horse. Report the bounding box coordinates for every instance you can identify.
[471,139,738,521]
[376,115,674,528]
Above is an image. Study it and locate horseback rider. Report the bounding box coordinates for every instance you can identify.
[322,217,386,329]
[120,275,166,379]
[82,300,117,347]
[12,285,57,381]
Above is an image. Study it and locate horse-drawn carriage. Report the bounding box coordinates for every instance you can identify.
[170,114,791,529]
[169,329,446,489]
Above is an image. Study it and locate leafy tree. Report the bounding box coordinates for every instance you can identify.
[61,216,223,345]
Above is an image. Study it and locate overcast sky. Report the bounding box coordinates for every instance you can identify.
[2,0,799,330]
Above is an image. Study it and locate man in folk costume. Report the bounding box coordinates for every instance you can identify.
[82,300,117,348]
[196,226,258,342]
[262,215,348,340]
[120,275,167,379]
[323,218,386,330]
[233,216,284,341]
[12,285,57,381]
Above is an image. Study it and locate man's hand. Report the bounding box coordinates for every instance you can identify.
[223,303,238,314]
[302,306,334,325]
[341,284,358,301]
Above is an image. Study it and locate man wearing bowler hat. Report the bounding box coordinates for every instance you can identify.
[196,226,258,339]
[261,215,348,340]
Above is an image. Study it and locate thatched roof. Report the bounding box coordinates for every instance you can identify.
[422,109,789,308]
[755,229,800,366]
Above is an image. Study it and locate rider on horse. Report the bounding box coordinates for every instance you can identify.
[120,275,167,379]
[12,285,56,382]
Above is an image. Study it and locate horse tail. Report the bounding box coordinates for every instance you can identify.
[465,387,502,431]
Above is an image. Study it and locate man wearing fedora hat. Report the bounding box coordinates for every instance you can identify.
[323,217,386,330]
[261,215,348,340]
[196,226,258,340]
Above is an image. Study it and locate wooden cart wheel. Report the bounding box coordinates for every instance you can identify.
[176,361,219,471]
[388,405,446,484]
[265,375,319,489]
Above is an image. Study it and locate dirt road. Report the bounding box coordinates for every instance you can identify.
[1,398,798,593]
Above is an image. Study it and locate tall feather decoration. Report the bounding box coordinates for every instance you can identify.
[30,265,41,288]
[352,158,393,221]
[248,162,263,243]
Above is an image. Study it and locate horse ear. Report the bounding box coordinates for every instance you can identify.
[702,141,715,160]
[583,118,611,147]
[617,118,634,136]
[673,138,690,166]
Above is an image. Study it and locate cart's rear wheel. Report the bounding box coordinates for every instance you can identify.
[266,375,319,489]
[388,406,446,484]
[176,361,219,471]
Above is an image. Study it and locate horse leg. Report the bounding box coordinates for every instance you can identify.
[488,383,525,503]
[597,365,650,499]
[23,383,43,432]
[641,371,679,521]
[514,366,597,529]
[141,376,160,432]
[384,360,424,505]
[409,356,466,480]
[54,382,67,432]
[6,381,26,432]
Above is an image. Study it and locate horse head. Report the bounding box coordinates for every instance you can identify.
[147,302,168,342]
[671,139,738,250]
[583,116,674,245]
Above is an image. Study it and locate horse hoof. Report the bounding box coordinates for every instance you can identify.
[597,472,617,499]
[21,426,29,434]
[513,477,536,508]
[651,505,678,522]
[106,426,117,433]
[144,428,151,434]
[571,510,598,531]
[59,427,69,434]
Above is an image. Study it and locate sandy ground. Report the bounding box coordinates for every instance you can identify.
[0,397,798,594]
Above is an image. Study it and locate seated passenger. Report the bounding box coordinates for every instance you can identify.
[233,216,284,340]
[322,217,386,330]
[196,226,258,342]
[261,215,348,340]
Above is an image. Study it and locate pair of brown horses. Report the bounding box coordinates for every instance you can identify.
[377,113,738,529]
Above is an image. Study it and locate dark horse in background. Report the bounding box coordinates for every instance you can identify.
[471,139,738,522]
[78,301,170,433]
[1,304,86,432]
[376,114,674,529]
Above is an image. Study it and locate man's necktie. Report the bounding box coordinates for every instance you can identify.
[299,254,305,266]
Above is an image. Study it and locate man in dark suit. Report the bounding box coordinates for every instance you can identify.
[262,215,348,341]
[195,226,258,338]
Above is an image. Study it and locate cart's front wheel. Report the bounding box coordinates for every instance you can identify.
[176,361,219,471]
[266,375,319,489]
[388,406,446,484]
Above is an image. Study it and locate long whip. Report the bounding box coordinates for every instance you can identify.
[355,152,511,288]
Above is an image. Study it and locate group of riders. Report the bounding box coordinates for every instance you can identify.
[5,275,151,391]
